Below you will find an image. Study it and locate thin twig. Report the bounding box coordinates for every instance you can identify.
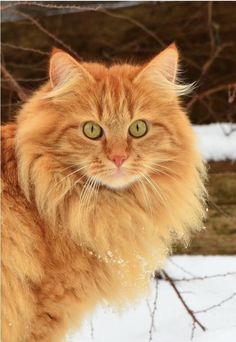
[168,258,196,277]
[187,83,236,109]
[2,42,49,56]
[146,299,153,318]
[99,8,165,47]
[1,64,28,101]
[148,278,159,342]
[167,272,236,283]
[207,2,215,52]
[201,43,233,77]
[16,10,80,58]
[191,321,196,341]
[1,1,103,11]
[209,199,236,220]
[195,292,236,314]
[161,270,206,332]
[2,1,165,48]
[89,319,94,340]
[2,77,47,82]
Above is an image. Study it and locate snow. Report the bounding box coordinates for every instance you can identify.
[193,123,236,161]
[68,256,236,342]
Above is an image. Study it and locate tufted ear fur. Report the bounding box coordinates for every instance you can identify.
[135,43,178,83]
[134,43,193,96]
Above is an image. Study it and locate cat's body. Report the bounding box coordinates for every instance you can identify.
[1,45,206,341]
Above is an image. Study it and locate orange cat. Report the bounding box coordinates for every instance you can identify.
[1,44,206,342]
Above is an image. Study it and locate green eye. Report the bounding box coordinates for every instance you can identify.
[129,120,148,138]
[83,122,103,140]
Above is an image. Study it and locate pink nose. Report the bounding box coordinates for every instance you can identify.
[110,155,127,167]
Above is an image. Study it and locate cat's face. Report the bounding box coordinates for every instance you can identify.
[56,105,173,189]
[49,69,179,190]
[18,45,193,191]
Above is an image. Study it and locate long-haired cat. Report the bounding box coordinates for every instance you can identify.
[1,44,206,342]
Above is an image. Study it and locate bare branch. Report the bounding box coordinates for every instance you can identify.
[195,292,236,314]
[168,259,196,277]
[1,64,28,101]
[2,42,49,56]
[89,319,94,340]
[209,199,236,220]
[2,1,165,48]
[148,278,159,342]
[201,43,234,77]
[1,1,99,12]
[98,8,165,47]
[190,321,196,341]
[161,270,206,332]
[16,10,80,58]
[187,83,236,109]
[207,2,215,52]
[167,272,236,283]
[2,76,47,82]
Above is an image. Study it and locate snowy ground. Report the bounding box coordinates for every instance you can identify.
[68,256,236,342]
[193,123,236,161]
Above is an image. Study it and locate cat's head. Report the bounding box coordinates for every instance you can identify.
[15,43,207,257]
[17,44,198,195]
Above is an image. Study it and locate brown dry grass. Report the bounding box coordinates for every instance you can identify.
[177,171,236,255]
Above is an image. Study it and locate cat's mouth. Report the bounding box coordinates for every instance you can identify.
[96,167,138,189]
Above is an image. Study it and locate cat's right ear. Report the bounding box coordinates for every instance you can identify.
[49,49,94,89]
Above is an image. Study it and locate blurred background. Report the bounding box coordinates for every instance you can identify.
[1,1,236,255]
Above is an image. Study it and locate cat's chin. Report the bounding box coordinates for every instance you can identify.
[99,173,138,190]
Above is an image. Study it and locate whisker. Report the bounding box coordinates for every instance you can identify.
[156,158,186,166]
[48,165,88,196]
[135,175,154,219]
[90,179,100,222]
[145,165,178,182]
[151,162,181,173]
[79,176,92,206]
[78,176,93,223]
[145,173,177,226]
[137,172,178,226]
[72,173,87,191]
[140,172,167,206]
[82,176,98,221]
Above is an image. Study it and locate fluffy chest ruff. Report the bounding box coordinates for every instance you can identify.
[29,157,206,308]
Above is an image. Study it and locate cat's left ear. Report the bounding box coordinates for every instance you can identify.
[135,43,179,84]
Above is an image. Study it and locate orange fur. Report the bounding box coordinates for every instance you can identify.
[1,45,207,341]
